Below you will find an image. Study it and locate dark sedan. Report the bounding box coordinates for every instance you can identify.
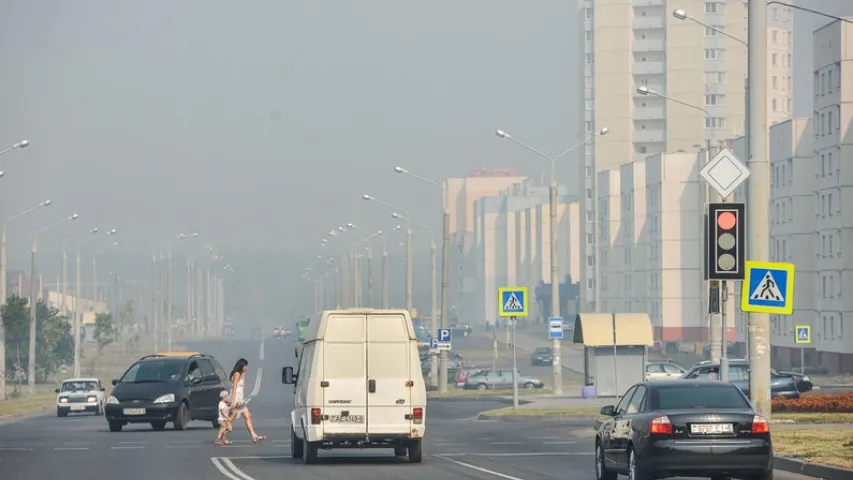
[530,347,554,366]
[595,380,772,480]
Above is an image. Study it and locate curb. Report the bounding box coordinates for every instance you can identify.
[0,407,51,426]
[476,412,599,423]
[427,396,533,405]
[774,456,853,480]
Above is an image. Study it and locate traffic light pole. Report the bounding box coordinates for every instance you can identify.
[706,142,723,368]
[720,279,730,382]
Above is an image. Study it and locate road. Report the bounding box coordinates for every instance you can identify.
[0,336,824,479]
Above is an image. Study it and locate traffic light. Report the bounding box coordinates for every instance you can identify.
[705,202,745,280]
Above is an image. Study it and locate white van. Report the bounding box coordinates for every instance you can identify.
[282,308,427,464]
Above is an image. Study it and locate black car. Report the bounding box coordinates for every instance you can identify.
[530,347,554,366]
[595,380,772,480]
[104,353,232,432]
[681,359,800,398]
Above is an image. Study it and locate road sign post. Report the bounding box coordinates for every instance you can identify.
[498,287,527,408]
[795,325,810,375]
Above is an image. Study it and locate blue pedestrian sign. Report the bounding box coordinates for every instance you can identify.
[498,286,528,317]
[429,337,439,349]
[795,325,811,345]
[740,261,795,315]
[548,317,563,339]
[437,328,452,343]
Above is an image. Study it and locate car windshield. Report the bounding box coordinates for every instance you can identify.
[119,360,184,384]
[653,385,750,410]
[61,381,98,392]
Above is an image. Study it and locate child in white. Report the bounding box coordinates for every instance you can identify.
[215,390,233,445]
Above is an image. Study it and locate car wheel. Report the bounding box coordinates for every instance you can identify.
[57,408,68,418]
[523,382,535,389]
[173,402,189,430]
[749,469,774,480]
[303,437,318,464]
[477,383,488,390]
[108,421,123,432]
[595,441,617,480]
[291,428,304,459]
[408,439,423,463]
[151,421,166,431]
[628,447,648,480]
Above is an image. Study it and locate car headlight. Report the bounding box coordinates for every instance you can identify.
[59,397,69,403]
[87,396,97,403]
[106,395,119,404]
[153,394,175,404]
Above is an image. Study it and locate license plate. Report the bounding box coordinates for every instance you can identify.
[691,423,733,434]
[123,408,146,415]
[329,415,364,423]
[70,405,86,411]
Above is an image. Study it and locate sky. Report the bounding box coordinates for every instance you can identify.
[0,0,578,268]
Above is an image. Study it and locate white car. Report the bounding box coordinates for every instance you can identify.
[56,377,105,417]
[645,362,686,381]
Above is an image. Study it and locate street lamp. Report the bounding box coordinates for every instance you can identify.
[0,139,30,157]
[29,213,79,395]
[362,194,413,313]
[62,228,99,314]
[73,228,117,377]
[495,127,608,397]
[393,166,455,394]
[187,245,214,339]
[0,199,52,400]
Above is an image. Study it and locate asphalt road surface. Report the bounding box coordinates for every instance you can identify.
[0,336,824,479]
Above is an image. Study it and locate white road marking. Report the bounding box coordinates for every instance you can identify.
[211,457,258,480]
[259,340,265,361]
[436,455,526,479]
[472,452,594,457]
[490,442,522,445]
[0,448,32,451]
[435,443,469,446]
[110,446,144,449]
[210,458,247,480]
[216,455,292,460]
[250,367,262,398]
[542,441,576,445]
[54,447,89,451]
[63,441,91,445]
[527,436,558,440]
[167,444,201,448]
[118,441,148,444]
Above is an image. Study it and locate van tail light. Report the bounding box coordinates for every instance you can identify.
[649,415,672,434]
[311,408,322,425]
[751,415,770,433]
[412,407,423,424]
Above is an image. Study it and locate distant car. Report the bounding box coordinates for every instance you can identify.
[774,369,813,393]
[273,326,288,338]
[644,361,685,381]
[56,378,105,417]
[681,360,800,399]
[105,352,232,432]
[456,367,485,387]
[530,347,554,366]
[449,324,472,337]
[595,380,772,480]
[463,369,545,390]
[421,356,463,380]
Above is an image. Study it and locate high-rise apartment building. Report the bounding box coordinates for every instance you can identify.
[578,0,793,312]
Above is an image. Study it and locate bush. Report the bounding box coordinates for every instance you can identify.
[772,392,853,413]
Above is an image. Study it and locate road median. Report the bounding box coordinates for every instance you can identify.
[477,406,605,422]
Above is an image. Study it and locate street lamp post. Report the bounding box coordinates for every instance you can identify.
[0,139,30,157]
[167,233,198,350]
[29,213,79,395]
[392,211,438,388]
[188,245,213,339]
[0,199,51,400]
[362,195,413,314]
[346,224,385,307]
[63,228,100,318]
[73,228,117,378]
[495,128,609,396]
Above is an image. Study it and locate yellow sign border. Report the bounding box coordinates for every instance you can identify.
[740,260,795,315]
[498,286,528,317]
[794,325,811,344]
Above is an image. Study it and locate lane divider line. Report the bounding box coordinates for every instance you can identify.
[435,455,526,479]
[259,340,265,362]
[211,457,257,480]
[249,367,262,398]
[210,458,245,480]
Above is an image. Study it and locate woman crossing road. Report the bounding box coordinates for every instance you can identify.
[229,358,266,443]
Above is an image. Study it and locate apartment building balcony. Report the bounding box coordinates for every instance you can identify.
[633,17,665,30]
[633,61,665,75]
[633,107,665,120]
[634,129,666,143]
[632,39,665,52]
[633,0,665,5]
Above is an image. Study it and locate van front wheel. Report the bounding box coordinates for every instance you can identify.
[291,429,304,458]
[408,439,423,463]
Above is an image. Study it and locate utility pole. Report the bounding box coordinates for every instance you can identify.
[367,250,374,306]
[405,229,413,313]
[548,162,563,396]
[74,249,83,377]
[381,248,388,308]
[747,0,771,419]
[438,208,451,394]
[28,247,38,395]
[166,249,173,351]
[151,254,159,352]
[429,240,438,388]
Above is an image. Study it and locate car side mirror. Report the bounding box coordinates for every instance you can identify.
[189,376,203,386]
[294,347,299,358]
[600,405,616,416]
[203,374,218,383]
[111,379,118,386]
[282,366,296,384]
[55,388,60,393]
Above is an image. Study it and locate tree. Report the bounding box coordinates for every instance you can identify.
[1,296,73,383]
[118,300,138,355]
[1,295,30,383]
[94,313,115,355]
[119,300,135,327]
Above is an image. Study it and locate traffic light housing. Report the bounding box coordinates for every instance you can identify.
[705,202,745,280]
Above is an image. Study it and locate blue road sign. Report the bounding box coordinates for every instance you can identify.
[740,261,795,315]
[548,317,563,339]
[795,325,811,344]
[498,286,528,317]
[429,337,439,349]
[437,328,452,343]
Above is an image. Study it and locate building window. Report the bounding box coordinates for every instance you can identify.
[772,53,777,66]
[586,256,595,267]
[586,279,594,290]
[585,31,593,42]
[586,233,594,244]
[705,94,723,106]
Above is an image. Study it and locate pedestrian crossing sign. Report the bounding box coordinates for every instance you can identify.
[498,287,528,317]
[795,325,811,344]
[740,261,795,315]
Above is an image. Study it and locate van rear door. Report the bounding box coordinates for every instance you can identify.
[321,314,368,436]
[366,313,412,435]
